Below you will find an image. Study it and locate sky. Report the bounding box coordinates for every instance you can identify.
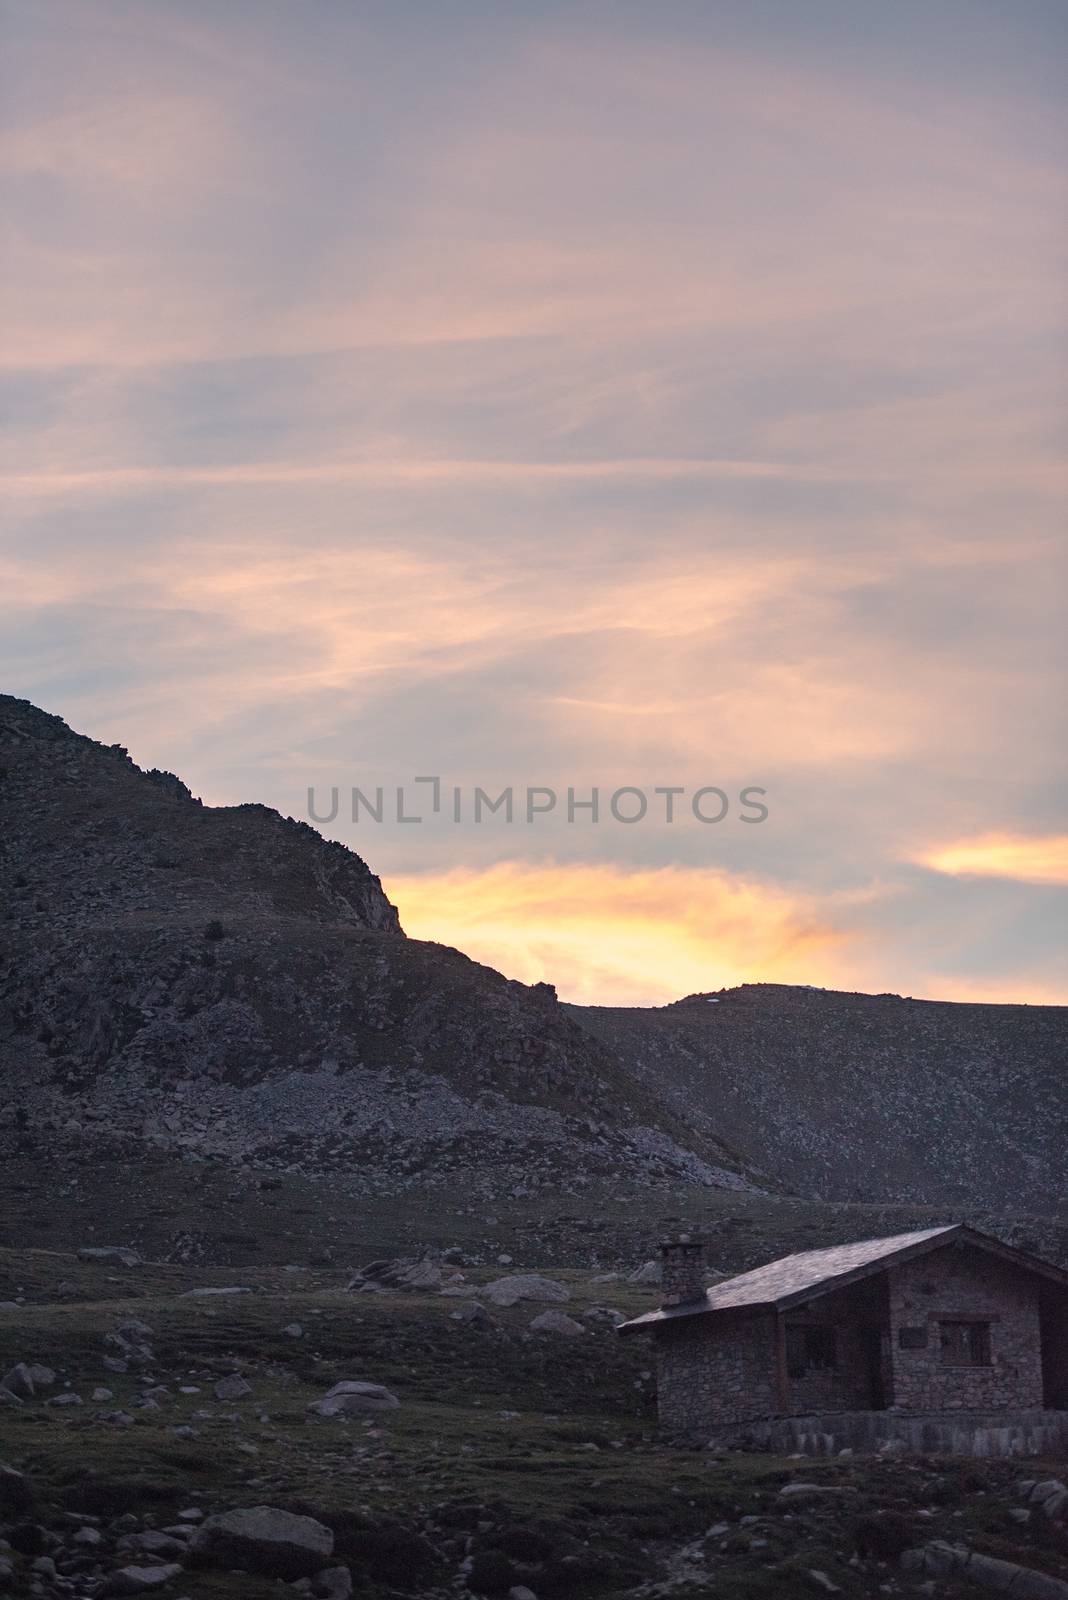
[3,0,1067,1005]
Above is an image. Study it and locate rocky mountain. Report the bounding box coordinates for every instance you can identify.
[0,696,751,1200]
[2,695,1064,1230]
[570,985,1068,1215]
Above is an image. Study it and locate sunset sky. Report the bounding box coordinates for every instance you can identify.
[3,0,1066,1005]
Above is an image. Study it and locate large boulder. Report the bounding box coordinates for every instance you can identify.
[626,1260,661,1286]
[483,1274,570,1307]
[348,1257,442,1292]
[190,1506,333,1578]
[307,1381,400,1419]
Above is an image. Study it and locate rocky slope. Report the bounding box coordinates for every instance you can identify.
[570,985,1068,1215]
[0,696,751,1198]
[3,694,1064,1223]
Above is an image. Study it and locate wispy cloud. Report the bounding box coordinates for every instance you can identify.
[917,835,1068,888]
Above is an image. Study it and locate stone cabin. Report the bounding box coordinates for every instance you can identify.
[619,1225,1068,1456]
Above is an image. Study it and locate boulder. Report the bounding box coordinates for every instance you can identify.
[1,1362,36,1398]
[119,1531,189,1562]
[483,1274,570,1307]
[214,1374,252,1401]
[347,1257,442,1292]
[307,1381,400,1418]
[582,1305,625,1327]
[626,1260,661,1286]
[313,1567,354,1599]
[902,1539,1068,1598]
[529,1309,585,1337]
[104,1564,184,1594]
[79,1247,141,1267]
[450,1302,493,1327]
[190,1506,334,1578]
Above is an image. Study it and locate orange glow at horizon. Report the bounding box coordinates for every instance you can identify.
[386,860,853,1007]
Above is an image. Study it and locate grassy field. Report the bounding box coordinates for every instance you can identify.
[1,1249,1067,1598]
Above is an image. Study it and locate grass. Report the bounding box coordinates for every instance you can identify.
[1,1252,1067,1597]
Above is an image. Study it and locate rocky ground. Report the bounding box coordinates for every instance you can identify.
[2,1246,1067,1600]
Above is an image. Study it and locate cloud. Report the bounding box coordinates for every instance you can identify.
[917,834,1068,887]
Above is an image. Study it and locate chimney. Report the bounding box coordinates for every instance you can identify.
[660,1232,708,1307]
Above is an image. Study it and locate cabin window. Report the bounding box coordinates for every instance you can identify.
[938,1320,992,1367]
[786,1324,837,1378]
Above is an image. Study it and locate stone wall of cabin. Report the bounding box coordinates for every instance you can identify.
[887,1247,1044,1411]
[656,1311,778,1432]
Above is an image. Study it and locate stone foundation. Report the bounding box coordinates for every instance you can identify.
[710,1408,1068,1459]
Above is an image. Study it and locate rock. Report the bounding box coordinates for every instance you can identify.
[0,1386,22,1406]
[105,1322,154,1367]
[27,1364,55,1387]
[47,1390,83,1406]
[120,1531,189,1561]
[347,1257,442,1292]
[808,1573,842,1595]
[902,1539,1068,1598]
[190,1506,334,1578]
[180,1286,254,1297]
[450,1302,493,1327]
[1027,1480,1068,1526]
[312,1566,354,1599]
[307,1381,401,1418]
[282,1323,304,1338]
[483,1274,570,1307]
[1,1362,36,1398]
[73,1526,104,1547]
[778,1484,858,1501]
[626,1260,661,1285]
[104,1564,185,1594]
[92,1386,115,1401]
[214,1374,252,1401]
[79,1247,141,1267]
[509,1588,538,1600]
[529,1310,585,1337]
[582,1305,625,1327]
[115,1319,154,1341]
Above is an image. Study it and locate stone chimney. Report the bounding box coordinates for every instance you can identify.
[660,1232,708,1307]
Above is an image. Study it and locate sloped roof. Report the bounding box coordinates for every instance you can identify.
[618,1224,1068,1334]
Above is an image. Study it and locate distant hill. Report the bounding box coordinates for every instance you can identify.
[568,984,1068,1215]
